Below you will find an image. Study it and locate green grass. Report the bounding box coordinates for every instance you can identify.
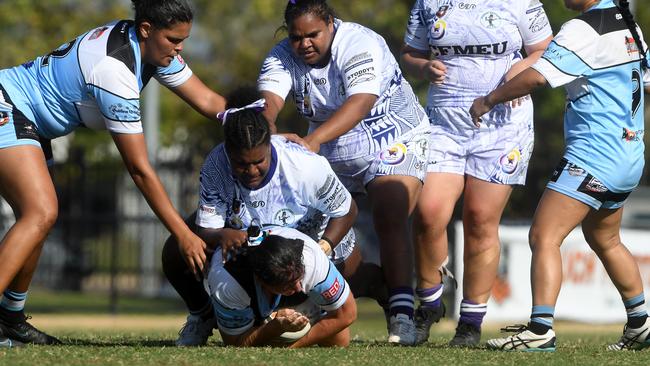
[2,294,650,365]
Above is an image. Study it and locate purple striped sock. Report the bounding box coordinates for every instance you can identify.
[416,284,444,309]
[389,287,415,319]
[458,299,487,330]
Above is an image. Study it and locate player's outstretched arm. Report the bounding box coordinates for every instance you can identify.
[171,74,227,121]
[304,93,377,153]
[400,45,446,85]
[289,292,357,348]
[112,132,207,277]
[470,67,547,126]
[196,227,248,262]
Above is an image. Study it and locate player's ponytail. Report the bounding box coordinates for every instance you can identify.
[617,0,648,69]
[222,86,271,152]
[131,0,193,29]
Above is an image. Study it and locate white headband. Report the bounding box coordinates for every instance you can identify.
[217,98,266,126]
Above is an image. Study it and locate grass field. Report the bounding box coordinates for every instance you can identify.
[1,291,649,365]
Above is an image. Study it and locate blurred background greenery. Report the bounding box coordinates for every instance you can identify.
[0,0,647,219]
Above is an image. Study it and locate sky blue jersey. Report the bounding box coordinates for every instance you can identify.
[532,0,648,192]
[0,20,192,140]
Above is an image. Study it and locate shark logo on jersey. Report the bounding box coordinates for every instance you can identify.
[480,11,502,29]
[274,209,295,226]
[0,112,8,126]
[625,37,640,55]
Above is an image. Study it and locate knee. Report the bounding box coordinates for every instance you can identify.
[528,226,557,253]
[22,202,58,234]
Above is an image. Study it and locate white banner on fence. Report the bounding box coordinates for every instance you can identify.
[453,221,650,323]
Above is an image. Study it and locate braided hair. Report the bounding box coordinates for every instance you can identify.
[617,0,648,69]
[223,86,271,153]
[131,0,193,29]
[284,0,336,27]
[248,235,305,288]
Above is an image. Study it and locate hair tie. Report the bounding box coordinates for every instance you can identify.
[217,98,266,125]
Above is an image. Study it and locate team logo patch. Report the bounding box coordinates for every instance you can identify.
[585,177,608,193]
[321,277,342,301]
[380,143,407,165]
[568,164,585,176]
[480,11,502,29]
[0,112,9,126]
[499,149,521,174]
[625,37,639,55]
[431,20,447,40]
[274,209,295,226]
[89,27,109,40]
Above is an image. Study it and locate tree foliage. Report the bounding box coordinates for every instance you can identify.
[0,0,648,218]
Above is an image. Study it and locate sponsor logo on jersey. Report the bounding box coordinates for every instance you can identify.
[322,183,346,212]
[314,78,327,86]
[316,175,337,200]
[585,177,608,193]
[200,204,216,215]
[458,3,476,10]
[89,27,109,40]
[499,148,521,175]
[412,136,429,160]
[321,277,342,301]
[625,37,639,55]
[568,164,585,176]
[346,67,376,88]
[622,127,643,142]
[274,209,295,226]
[0,112,9,126]
[108,103,140,120]
[380,143,407,165]
[431,41,508,56]
[528,8,549,33]
[248,200,266,208]
[343,52,373,71]
[480,11,502,29]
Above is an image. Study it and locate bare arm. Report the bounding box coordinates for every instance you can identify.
[304,93,377,153]
[289,293,357,348]
[504,36,553,81]
[111,132,206,276]
[261,90,286,133]
[220,308,309,347]
[196,226,248,261]
[470,68,547,126]
[171,74,227,120]
[321,199,358,254]
[400,45,447,84]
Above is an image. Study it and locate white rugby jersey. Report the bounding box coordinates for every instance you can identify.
[0,20,192,139]
[404,0,552,107]
[197,136,353,241]
[208,226,350,336]
[258,19,429,163]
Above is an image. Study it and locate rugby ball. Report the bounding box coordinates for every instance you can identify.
[277,321,311,343]
[268,312,311,343]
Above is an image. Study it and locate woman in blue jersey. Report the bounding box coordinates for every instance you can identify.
[161,86,387,346]
[258,0,431,345]
[400,0,553,347]
[471,0,650,352]
[0,0,226,347]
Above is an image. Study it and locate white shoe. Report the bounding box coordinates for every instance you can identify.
[486,324,556,352]
[387,314,416,346]
[175,314,217,346]
[608,317,650,351]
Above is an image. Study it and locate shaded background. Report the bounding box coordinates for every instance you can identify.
[0,0,648,312]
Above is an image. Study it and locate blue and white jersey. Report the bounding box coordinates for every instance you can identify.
[404,0,552,110]
[532,0,648,192]
[197,136,353,243]
[258,19,429,163]
[208,226,350,336]
[0,20,192,139]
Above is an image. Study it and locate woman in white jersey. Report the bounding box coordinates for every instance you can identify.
[400,0,553,346]
[0,0,226,347]
[161,86,387,346]
[258,0,431,345]
[471,0,650,351]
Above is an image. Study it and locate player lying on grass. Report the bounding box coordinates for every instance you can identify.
[208,226,356,347]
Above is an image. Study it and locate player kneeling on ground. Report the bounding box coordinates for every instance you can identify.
[208,226,356,347]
